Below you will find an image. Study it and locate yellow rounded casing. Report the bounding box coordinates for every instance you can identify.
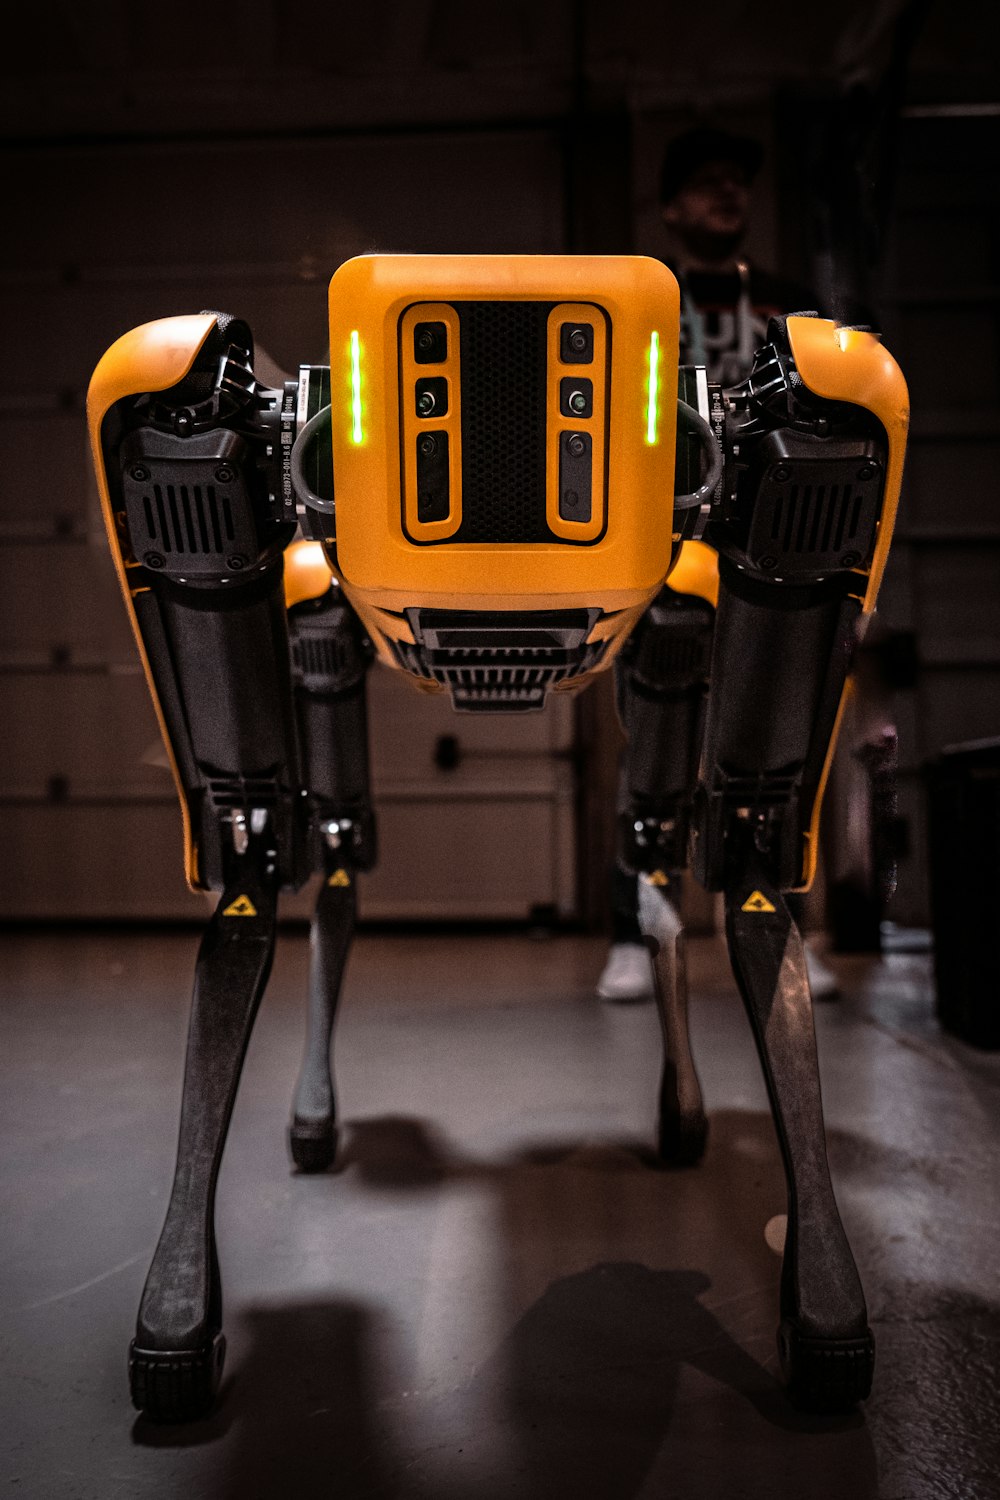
[283,539,336,609]
[785,316,909,614]
[784,315,909,888]
[666,539,720,608]
[87,315,219,889]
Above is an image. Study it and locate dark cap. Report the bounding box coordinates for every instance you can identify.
[659,126,764,204]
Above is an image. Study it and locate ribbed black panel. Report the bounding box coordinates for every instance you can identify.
[453,301,552,543]
[767,483,863,557]
[744,460,883,576]
[141,484,233,556]
[205,773,281,809]
[633,630,713,682]
[388,607,605,711]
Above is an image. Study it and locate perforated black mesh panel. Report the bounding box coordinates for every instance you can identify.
[453,301,552,543]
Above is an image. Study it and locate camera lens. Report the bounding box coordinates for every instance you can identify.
[419,434,438,456]
[559,376,593,418]
[414,321,448,364]
[560,322,594,364]
[415,376,448,418]
[567,434,586,457]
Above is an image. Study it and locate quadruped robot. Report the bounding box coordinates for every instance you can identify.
[88,255,908,1422]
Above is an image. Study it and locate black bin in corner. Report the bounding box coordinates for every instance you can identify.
[925,737,1000,1048]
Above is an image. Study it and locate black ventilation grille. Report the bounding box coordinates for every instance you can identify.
[388,642,607,711]
[291,632,351,687]
[389,607,606,712]
[769,483,862,555]
[626,594,714,691]
[453,301,552,543]
[748,470,881,574]
[120,429,259,579]
[635,633,711,682]
[205,773,281,810]
[719,766,803,807]
[140,483,233,555]
[289,604,369,694]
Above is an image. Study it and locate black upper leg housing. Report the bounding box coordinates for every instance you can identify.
[677,314,890,588]
[680,316,892,892]
[99,315,307,891]
[111,314,297,589]
[616,590,714,875]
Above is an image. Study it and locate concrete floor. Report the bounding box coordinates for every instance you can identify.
[1,926,998,1500]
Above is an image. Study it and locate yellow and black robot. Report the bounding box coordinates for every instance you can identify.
[88,254,907,1421]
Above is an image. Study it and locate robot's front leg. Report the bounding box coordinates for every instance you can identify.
[132,853,278,1420]
[89,314,304,1420]
[615,557,716,1165]
[688,314,908,1409]
[722,827,874,1408]
[700,561,875,1410]
[285,552,376,1172]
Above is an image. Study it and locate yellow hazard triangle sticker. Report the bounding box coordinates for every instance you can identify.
[223,894,257,917]
[327,869,351,888]
[741,890,776,913]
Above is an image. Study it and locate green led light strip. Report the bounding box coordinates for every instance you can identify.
[646,331,660,445]
[350,330,363,444]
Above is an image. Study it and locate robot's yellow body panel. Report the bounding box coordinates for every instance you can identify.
[325,255,681,676]
[87,314,219,889]
[785,315,909,613]
[783,316,909,886]
[665,539,720,608]
[284,539,337,609]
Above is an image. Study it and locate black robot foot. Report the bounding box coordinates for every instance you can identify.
[289,1115,337,1172]
[129,1332,226,1423]
[656,1109,708,1167]
[778,1320,875,1412]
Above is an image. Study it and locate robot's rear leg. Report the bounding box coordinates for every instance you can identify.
[290,876,356,1172]
[639,879,707,1165]
[131,853,278,1421]
[287,576,375,1173]
[616,582,714,1165]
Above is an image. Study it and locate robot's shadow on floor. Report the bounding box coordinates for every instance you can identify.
[131,1107,887,1500]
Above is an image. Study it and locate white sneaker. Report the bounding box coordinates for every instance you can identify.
[596,942,655,1001]
[805,943,840,1001]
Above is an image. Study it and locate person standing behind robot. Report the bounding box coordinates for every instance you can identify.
[661,124,815,383]
[597,124,838,1002]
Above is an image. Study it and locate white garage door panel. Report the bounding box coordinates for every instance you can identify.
[358,789,576,920]
[0,543,135,665]
[2,786,575,923]
[1,670,167,799]
[368,662,576,784]
[3,803,199,921]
